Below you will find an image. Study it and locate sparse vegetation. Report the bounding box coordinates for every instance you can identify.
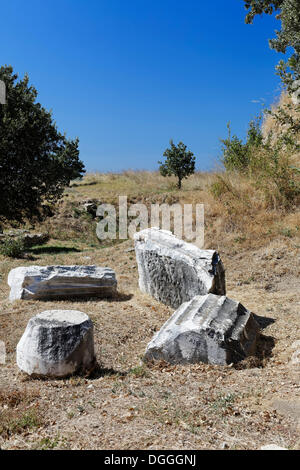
[0,388,44,440]
[218,113,300,209]
[0,237,25,258]
[221,118,263,172]
[37,435,61,450]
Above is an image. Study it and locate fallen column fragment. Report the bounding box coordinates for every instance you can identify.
[8,265,117,301]
[17,310,95,377]
[134,228,225,308]
[144,294,260,365]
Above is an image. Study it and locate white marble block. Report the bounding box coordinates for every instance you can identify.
[17,310,95,377]
[134,228,225,308]
[8,265,117,301]
[144,294,260,365]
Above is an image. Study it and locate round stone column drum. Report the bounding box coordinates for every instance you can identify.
[16,310,95,377]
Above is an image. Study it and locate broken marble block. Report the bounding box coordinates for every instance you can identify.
[8,265,117,301]
[17,310,95,377]
[144,294,260,365]
[134,228,225,308]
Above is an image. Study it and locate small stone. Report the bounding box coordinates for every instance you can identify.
[83,202,97,217]
[220,442,229,449]
[16,310,95,377]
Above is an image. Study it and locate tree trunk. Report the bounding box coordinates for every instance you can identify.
[177,178,182,189]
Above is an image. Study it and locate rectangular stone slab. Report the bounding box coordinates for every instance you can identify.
[144,294,260,365]
[8,265,117,301]
[134,228,226,309]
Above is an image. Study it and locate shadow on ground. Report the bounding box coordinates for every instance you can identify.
[87,364,127,380]
[29,246,81,255]
[234,332,276,370]
[253,313,276,330]
[108,291,133,302]
[32,291,133,303]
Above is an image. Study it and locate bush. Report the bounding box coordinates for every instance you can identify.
[221,119,263,172]
[219,116,300,208]
[249,140,300,208]
[0,237,25,258]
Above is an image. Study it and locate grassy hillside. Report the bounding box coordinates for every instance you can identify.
[17,167,297,252]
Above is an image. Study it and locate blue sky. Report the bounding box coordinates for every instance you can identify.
[0,0,283,171]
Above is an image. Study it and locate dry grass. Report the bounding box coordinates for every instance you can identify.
[0,170,299,450]
[36,168,300,253]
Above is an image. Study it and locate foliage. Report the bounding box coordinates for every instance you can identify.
[249,138,300,206]
[243,0,300,86]
[218,114,300,208]
[0,236,25,258]
[243,0,283,22]
[0,65,85,223]
[158,140,196,189]
[221,118,263,171]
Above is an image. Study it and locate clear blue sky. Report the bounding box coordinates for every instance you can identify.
[1,0,283,172]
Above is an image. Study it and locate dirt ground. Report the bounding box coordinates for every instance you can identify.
[0,172,299,450]
[0,238,299,450]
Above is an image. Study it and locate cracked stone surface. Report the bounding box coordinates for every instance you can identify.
[144,293,260,365]
[134,228,226,308]
[8,265,117,301]
[16,310,95,377]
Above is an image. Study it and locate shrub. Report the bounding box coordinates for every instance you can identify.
[221,119,263,172]
[0,236,25,258]
[248,138,300,208]
[219,115,300,208]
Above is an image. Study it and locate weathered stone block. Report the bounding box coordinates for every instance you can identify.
[134,228,225,308]
[8,265,117,301]
[144,294,260,365]
[22,232,49,247]
[17,310,95,377]
[0,230,49,247]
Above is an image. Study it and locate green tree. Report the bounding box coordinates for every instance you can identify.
[158,140,196,189]
[0,65,85,223]
[243,0,300,86]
